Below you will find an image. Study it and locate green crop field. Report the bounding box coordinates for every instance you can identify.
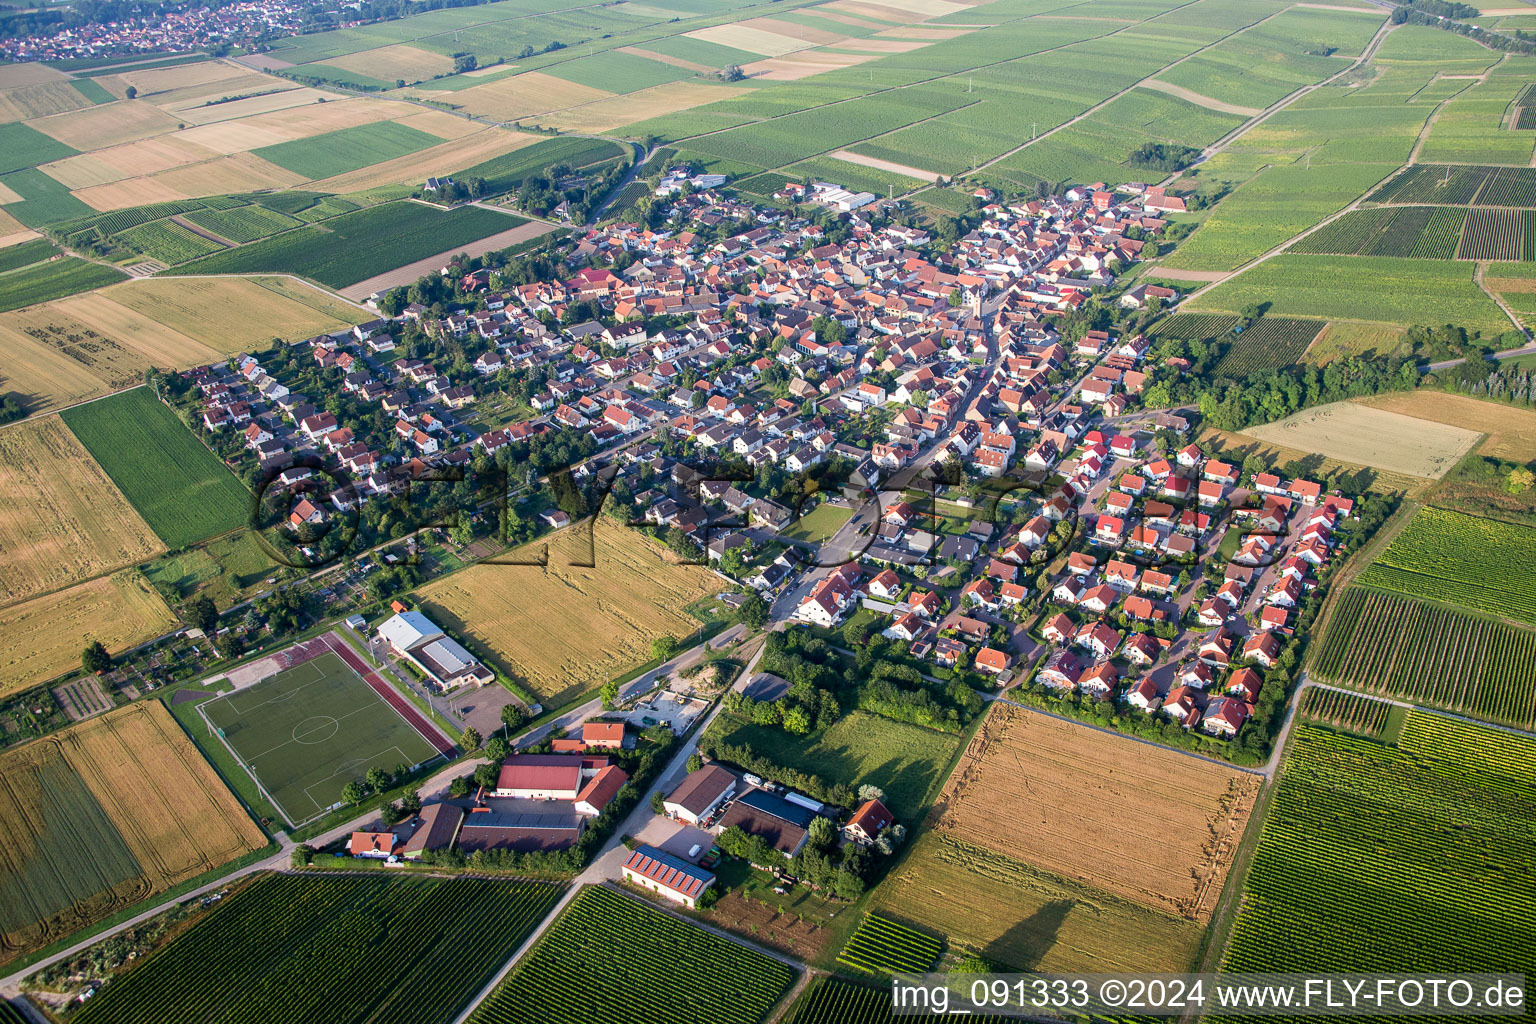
[785,977,1013,1024]
[168,202,522,289]
[200,646,443,825]
[456,136,626,195]
[0,238,59,274]
[0,256,127,313]
[1219,721,1536,985]
[60,387,249,549]
[1289,206,1447,259]
[253,121,445,179]
[544,50,694,93]
[836,914,941,976]
[1356,506,1536,625]
[0,123,78,175]
[1147,312,1241,340]
[70,873,565,1024]
[1189,254,1509,332]
[1411,206,1466,259]
[473,885,797,1024]
[1209,317,1323,376]
[114,220,227,265]
[1297,687,1392,740]
[1457,207,1524,261]
[0,167,94,227]
[706,710,960,822]
[183,203,305,243]
[1311,587,1536,730]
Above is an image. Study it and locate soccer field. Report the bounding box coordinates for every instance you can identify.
[201,649,441,825]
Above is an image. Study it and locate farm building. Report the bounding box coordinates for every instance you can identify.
[844,798,894,845]
[493,754,609,799]
[663,764,737,825]
[621,844,716,908]
[377,610,494,691]
[399,802,464,859]
[574,765,629,817]
[348,831,399,859]
[717,788,814,858]
[456,806,582,853]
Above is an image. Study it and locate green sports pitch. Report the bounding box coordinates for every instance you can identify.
[201,650,441,826]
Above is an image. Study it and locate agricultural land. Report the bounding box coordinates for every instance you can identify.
[417,520,716,710]
[1243,402,1484,480]
[0,701,265,966]
[69,873,565,1024]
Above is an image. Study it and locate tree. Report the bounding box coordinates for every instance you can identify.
[737,593,769,629]
[124,85,138,99]
[652,635,680,662]
[484,736,509,764]
[290,845,313,868]
[473,763,499,790]
[686,753,703,773]
[82,640,112,674]
[857,783,885,802]
[650,790,666,813]
[782,705,813,734]
[461,726,482,751]
[807,814,837,849]
[366,766,391,793]
[500,703,527,734]
[600,678,621,709]
[342,780,366,805]
[1507,467,1534,494]
[184,595,219,634]
[448,776,470,798]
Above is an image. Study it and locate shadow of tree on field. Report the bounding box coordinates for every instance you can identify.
[984,899,1074,971]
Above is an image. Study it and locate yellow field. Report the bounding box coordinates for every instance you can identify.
[1356,390,1536,462]
[147,151,307,194]
[545,81,742,132]
[0,63,70,88]
[319,43,457,82]
[105,58,255,96]
[304,127,538,192]
[1304,321,1406,365]
[0,415,165,608]
[1243,401,1483,479]
[73,175,191,209]
[936,705,1260,924]
[0,80,94,122]
[743,54,876,80]
[878,832,1205,972]
[0,701,266,962]
[28,99,184,150]
[104,276,366,348]
[163,84,322,123]
[0,278,362,413]
[417,520,716,709]
[1200,426,1430,497]
[686,23,811,55]
[0,571,177,697]
[423,71,611,121]
[0,209,28,235]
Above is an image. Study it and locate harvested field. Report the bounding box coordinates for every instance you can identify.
[51,292,224,364]
[0,414,164,608]
[168,87,327,126]
[417,521,715,710]
[0,303,159,413]
[0,700,265,965]
[0,81,95,122]
[106,59,249,96]
[686,24,811,56]
[103,275,364,347]
[877,832,1204,973]
[618,46,713,73]
[318,44,456,83]
[28,100,183,150]
[936,705,1259,923]
[0,64,70,88]
[72,176,189,210]
[1355,390,1536,461]
[1200,426,1429,497]
[1244,401,1482,479]
[303,127,539,193]
[544,82,742,133]
[423,72,611,121]
[0,571,176,698]
[743,53,876,80]
[145,151,306,197]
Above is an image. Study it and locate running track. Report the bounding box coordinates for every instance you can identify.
[320,632,457,758]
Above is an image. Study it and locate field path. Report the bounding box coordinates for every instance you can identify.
[1144,266,1229,282]
[169,214,235,249]
[1473,260,1526,332]
[1138,79,1261,117]
[336,212,557,300]
[828,148,941,182]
